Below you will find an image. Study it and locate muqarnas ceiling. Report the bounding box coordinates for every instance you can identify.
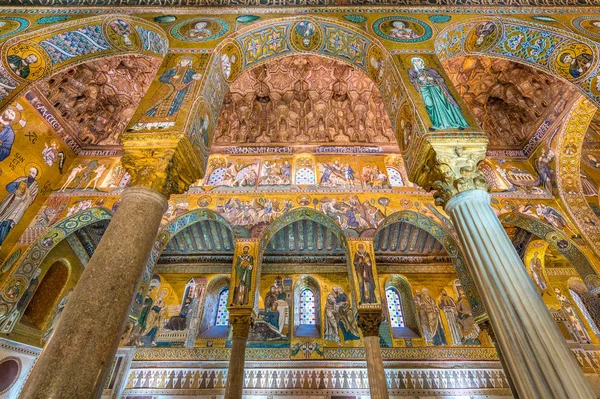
[37,55,161,147]
[213,55,397,146]
[445,56,579,150]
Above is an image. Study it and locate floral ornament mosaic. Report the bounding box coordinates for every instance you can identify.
[36,16,71,25]
[170,17,229,43]
[37,24,109,66]
[0,17,29,40]
[372,16,432,43]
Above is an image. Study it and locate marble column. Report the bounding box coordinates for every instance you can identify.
[445,189,594,399]
[20,186,168,398]
[21,137,203,398]
[224,313,251,399]
[358,311,389,399]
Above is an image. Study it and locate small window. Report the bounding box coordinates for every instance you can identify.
[215,289,229,326]
[295,167,315,185]
[299,289,316,325]
[570,289,600,334]
[386,167,404,187]
[206,168,226,186]
[386,288,405,328]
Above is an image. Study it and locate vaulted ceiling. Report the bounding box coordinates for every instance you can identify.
[374,221,447,259]
[444,55,579,151]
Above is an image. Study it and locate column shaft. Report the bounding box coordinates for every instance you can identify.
[445,190,594,399]
[21,187,167,399]
[363,336,389,399]
[224,314,251,399]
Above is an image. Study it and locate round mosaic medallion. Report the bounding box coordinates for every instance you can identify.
[4,40,51,82]
[103,17,142,52]
[573,16,600,40]
[2,277,26,302]
[290,20,323,52]
[465,20,501,53]
[551,40,596,82]
[0,17,29,40]
[219,40,242,83]
[372,16,432,43]
[171,17,229,43]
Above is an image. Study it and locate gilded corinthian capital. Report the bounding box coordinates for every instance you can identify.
[414,140,489,207]
[120,133,205,197]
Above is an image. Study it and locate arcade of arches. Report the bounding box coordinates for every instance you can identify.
[1,4,600,399]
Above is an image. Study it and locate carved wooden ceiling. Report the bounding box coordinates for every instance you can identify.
[36,55,161,148]
[444,56,579,150]
[213,55,397,147]
[374,221,446,257]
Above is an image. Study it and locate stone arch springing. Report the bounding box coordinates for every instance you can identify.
[0,15,168,112]
[293,275,321,338]
[131,208,240,317]
[185,16,406,169]
[435,17,600,107]
[374,210,485,321]
[0,207,112,331]
[383,274,419,339]
[502,211,599,291]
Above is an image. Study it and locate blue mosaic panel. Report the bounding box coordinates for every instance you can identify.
[300,289,316,325]
[215,289,230,326]
[386,288,404,328]
[207,167,225,186]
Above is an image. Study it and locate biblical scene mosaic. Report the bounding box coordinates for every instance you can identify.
[0,5,600,398]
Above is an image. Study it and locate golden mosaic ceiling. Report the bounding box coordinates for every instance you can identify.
[213,55,398,147]
[444,56,579,150]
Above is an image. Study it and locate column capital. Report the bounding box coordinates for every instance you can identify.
[229,310,253,339]
[120,132,204,197]
[415,141,490,207]
[357,310,383,337]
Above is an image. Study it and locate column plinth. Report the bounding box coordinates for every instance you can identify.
[20,187,168,398]
[445,189,594,398]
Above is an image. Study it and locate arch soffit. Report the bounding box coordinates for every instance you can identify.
[554,97,600,259]
[502,211,598,284]
[375,210,484,319]
[435,17,600,108]
[257,207,348,258]
[187,16,406,148]
[0,207,113,319]
[0,14,168,112]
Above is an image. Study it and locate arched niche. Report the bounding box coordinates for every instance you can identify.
[198,275,230,339]
[373,210,485,321]
[0,15,168,113]
[293,275,321,338]
[23,259,69,330]
[383,275,419,339]
[0,207,112,332]
[502,211,599,291]
[185,16,406,167]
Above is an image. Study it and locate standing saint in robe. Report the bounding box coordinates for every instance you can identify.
[145,57,202,117]
[353,244,376,304]
[324,288,340,344]
[530,251,547,291]
[407,57,469,131]
[42,289,72,343]
[419,288,447,346]
[438,289,462,346]
[0,167,39,246]
[456,290,481,345]
[233,246,253,305]
[0,108,16,162]
[555,287,592,344]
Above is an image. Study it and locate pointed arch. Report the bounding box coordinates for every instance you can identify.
[0,207,112,330]
[435,17,600,107]
[384,275,419,338]
[0,15,168,112]
[502,211,599,291]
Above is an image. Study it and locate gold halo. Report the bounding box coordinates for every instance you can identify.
[24,161,41,177]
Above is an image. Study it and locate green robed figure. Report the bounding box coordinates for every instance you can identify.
[407,57,469,131]
[233,245,253,305]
